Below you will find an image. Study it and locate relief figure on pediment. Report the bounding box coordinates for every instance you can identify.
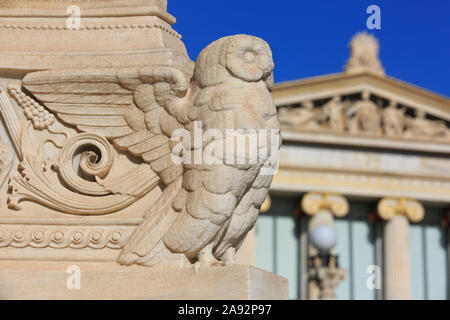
[321,97,346,132]
[278,101,320,130]
[346,92,381,135]
[404,110,450,140]
[382,102,406,137]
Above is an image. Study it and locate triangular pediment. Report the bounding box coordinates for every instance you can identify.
[273,71,450,153]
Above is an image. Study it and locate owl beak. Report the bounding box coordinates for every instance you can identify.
[264,73,274,91]
[260,58,275,75]
[260,56,274,90]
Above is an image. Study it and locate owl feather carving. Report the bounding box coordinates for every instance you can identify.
[22,35,280,267]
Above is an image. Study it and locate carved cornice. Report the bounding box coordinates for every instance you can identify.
[0,22,181,38]
[272,167,450,203]
[0,0,175,24]
[273,72,450,110]
[0,226,133,249]
[280,130,450,154]
[377,197,425,223]
[301,192,349,218]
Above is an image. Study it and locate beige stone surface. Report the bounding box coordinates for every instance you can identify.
[0,261,288,300]
[0,0,191,77]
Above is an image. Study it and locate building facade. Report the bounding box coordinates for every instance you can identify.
[250,33,450,300]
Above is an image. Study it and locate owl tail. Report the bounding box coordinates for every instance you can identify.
[117,177,184,266]
[119,241,172,267]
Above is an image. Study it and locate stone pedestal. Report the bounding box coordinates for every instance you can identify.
[0,262,288,300]
[0,0,283,301]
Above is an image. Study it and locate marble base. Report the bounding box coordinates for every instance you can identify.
[0,261,289,300]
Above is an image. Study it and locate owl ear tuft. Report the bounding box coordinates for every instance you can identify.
[194,37,231,88]
[194,35,274,87]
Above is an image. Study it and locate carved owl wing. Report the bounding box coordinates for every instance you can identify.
[22,67,193,263]
[22,67,189,186]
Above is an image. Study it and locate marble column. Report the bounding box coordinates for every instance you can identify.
[377,197,425,300]
[301,193,349,300]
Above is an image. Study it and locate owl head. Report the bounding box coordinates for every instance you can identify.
[194,35,274,90]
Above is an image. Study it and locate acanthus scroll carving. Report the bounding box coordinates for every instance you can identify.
[5,86,160,214]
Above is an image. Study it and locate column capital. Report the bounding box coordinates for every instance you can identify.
[301,193,349,218]
[377,197,424,223]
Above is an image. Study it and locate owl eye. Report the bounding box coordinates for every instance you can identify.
[225,36,273,82]
[243,51,256,63]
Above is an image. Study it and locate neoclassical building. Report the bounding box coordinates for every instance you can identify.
[248,33,449,300]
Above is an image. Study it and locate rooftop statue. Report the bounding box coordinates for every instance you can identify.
[345,32,385,76]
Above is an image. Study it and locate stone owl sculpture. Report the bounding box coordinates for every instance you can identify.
[22,34,280,267]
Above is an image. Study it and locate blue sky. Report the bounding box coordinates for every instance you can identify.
[170,1,450,97]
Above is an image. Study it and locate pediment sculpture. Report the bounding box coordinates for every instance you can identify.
[277,31,449,143]
[0,8,280,268]
[278,91,450,142]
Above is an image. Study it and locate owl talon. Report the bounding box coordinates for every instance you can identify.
[193,261,202,273]
[193,244,224,272]
[222,247,237,266]
[194,260,224,273]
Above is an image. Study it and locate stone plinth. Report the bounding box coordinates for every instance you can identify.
[0,262,288,300]
[0,0,193,77]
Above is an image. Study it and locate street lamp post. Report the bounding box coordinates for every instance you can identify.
[301,193,348,300]
[308,225,346,300]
